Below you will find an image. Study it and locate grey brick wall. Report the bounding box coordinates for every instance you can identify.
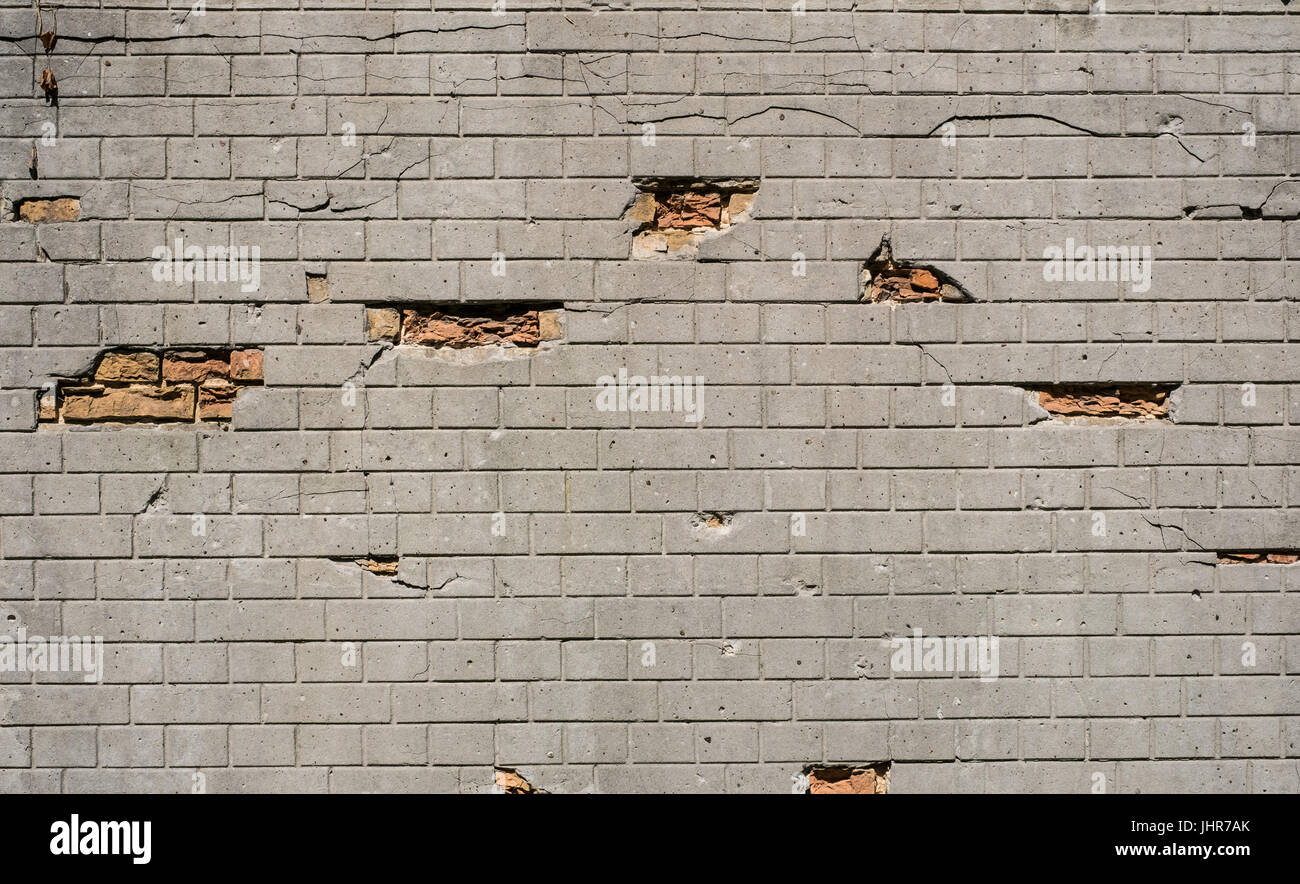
[1,2,1299,794]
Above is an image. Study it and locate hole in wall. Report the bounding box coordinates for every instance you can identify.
[1029,384,1176,422]
[307,272,329,303]
[366,305,563,349]
[625,177,758,260]
[38,348,264,425]
[862,236,972,303]
[495,768,543,794]
[14,196,79,223]
[805,762,890,794]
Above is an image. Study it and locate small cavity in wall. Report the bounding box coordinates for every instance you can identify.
[806,763,890,794]
[15,196,79,223]
[691,511,734,532]
[625,177,758,260]
[862,237,972,303]
[39,348,264,425]
[351,556,399,576]
[495,768,543,794]
[1031,384,1175,421]
[306,272,329,303]
[1218,552,1299,564]
[366,305,563,349]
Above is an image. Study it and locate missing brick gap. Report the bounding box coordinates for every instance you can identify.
[1217,552,1299,564]
[805,762,890,794]
[495,768,544,794]
[1030,384,1176,422]
[625,177,758,260]
[366,304,564,355]
[863,237,972,303]
[38,348,264,426]
[14,196,78,223]
[306,272,329,303]
[691,511,734,532]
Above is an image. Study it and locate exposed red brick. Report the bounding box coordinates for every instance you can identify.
[351,557,399,576]
[401,308,541,348]
[197,381,238,421]
[41,347,264,425]
[495,768,543,794]
[1218,552,1299,564]
[656,191,722,229]
[537,309,563,342]
[17,196,77,223]
[1034,384,1172,420]
[306,273,329,303]
[37,390,56,421]
[627,179,759,258]
[163,351,231,383]
[229,349,264,382]
[864,237,969,303]
[366,308,401,342]
[61,384,196,423]
[807,764,889,794]
[94,351,160,383]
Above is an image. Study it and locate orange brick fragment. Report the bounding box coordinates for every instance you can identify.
[163,351,230,383]
[61,384,196,422]
[95,351,160,383]
[230,349,263,381]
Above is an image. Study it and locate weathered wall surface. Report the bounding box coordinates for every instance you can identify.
[1,2,1298,794]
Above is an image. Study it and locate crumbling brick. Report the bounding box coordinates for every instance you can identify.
[163,351,232,384]
[404,308,541,348]
[691,511,734,530]
[626,178,758,259]
[863,237,970,303]
[1218,552,1299,564]
[495,768,543,794]
[197,381,239,421]
[353,557,399,576]
[657,191,723,229]
[16,196,78,223]
[230,349,264,382]
[94,351,160,383]
[806,763,890,794]
[307,273,329,303]
[41,348,264,425]
[1032,384,1174,421]
[366,308,402,343]
[365,305,564,349]
[60,384,197,423]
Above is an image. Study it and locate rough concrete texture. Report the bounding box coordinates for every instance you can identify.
[0,5,1298,797]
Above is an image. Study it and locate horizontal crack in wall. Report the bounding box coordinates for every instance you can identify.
[351,556,399,576]
[1030,384,1175,421]
[39,348,264,425]
[1218,552,1299,564]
